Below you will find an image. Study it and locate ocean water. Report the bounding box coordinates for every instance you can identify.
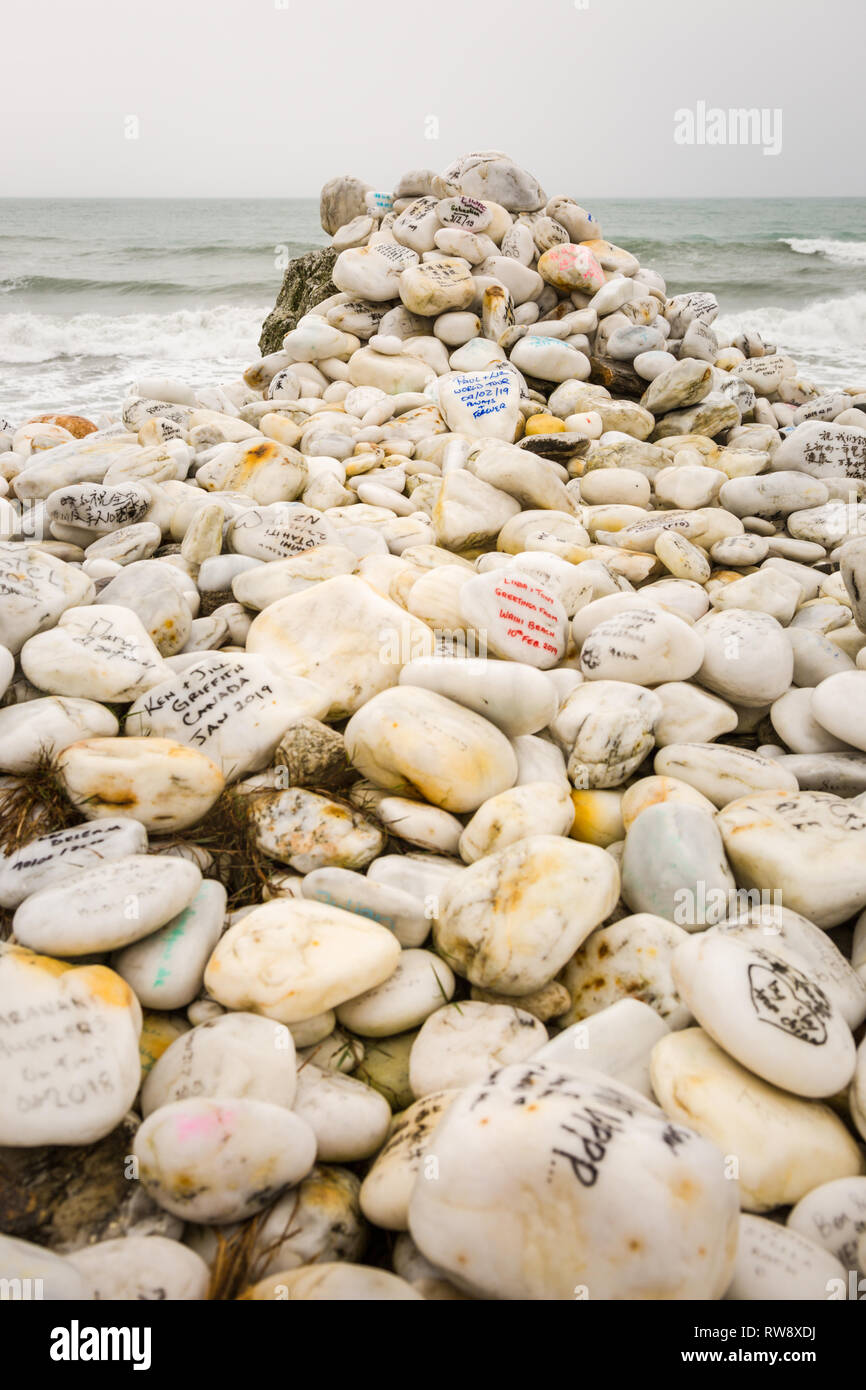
[1,197,865,420]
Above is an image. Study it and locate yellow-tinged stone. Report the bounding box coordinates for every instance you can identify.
[139,1011,190,1078]
[620,775,716,830]
[204,897,401,1024]
[651,1029,865,1212]
[524,413,565,435]
[569,788,624,847]
[344,685,518,814]
[58,736,224,833]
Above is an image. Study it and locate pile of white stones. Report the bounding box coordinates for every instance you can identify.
[3,149,866,1302]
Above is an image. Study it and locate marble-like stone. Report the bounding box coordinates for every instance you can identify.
[13,854,201,956]
[640,359,713,415]
[125,652,327,780]
[344,685,518,813]
[672,930,856,1099]
[0,817,147,910]
[551,680,662,789]
[620,774,716,828]
[250,785,385,872]
[228,503,336,562]
[302,866,430,948]
[0,696,120,775]
[359,1089,458,1229]
[651,681,739,747]
[725,1215,846,1301]
[721,902,866,1029]
[246,574,435,720]
[0,1234,93,1299]
[399,655,556,737]
[111,880,226,1010]
[292,1065,391,1162]
[431,468,520,550]
[537,244,605,294]
[580,606,704,684]
[204,898,401,1024]
[0,946,142,1146]
[787,1176,866,1270]
[717,790,866,929]
[812,670,866,751]
[458,781,574,861]
[437,366,521,440]
[333,242,419,302]
[399,258,475,316]
[621,803,735,928]
[558,914,692,1029]
[58,737,224,832]
[408,1000,546,1097]
[696,608,793,707]
[536,998,670,1100]
[435,152,544,212]
[771,420,866,480]
[133,1097,317,1223]
[408,1062,737,1300]
[21,603,170,702]
[141,1011,297,1116]
[335,949,454,1036]
[0,545,95,654]
[435,834,619,994]
[654,742,798,808]
[651,1027,864,1212]
[230,546,358,611]
[69,1235,210,1301]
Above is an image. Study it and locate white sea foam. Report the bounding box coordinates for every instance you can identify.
[0,302,268,366]
[716,291,866,382]
[781,237,866,267]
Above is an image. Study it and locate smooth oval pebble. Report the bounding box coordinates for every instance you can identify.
[725,1215,846,1301]
[408,1062,738,1300]
[57,737,224,832]
[0,1234,93,1300]
[812,670,866,751]
[559,913,692,1029]
[204,898,401,1023]
[335,948,454,1036]
[141,1011,297,1116]
[621,803,735,928]
[12,854,201,955]
[344,685,518,813]
[112,879,226,1009]
[580,606,704,684]
[0,816,147,910]
[133,1097,317,1223]
[672,930,857,1099]
[408,1000,547,1096]
[398,655,557,736]
[787,1176,866,1270]
[717,791,866,928]
[292,1066,391,1162]
[0,947,142,1146]
[651,1028,864,1212]
[68,1235,210,1301]
[435,834,620,994]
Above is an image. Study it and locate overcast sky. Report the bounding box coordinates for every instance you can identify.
[2,0,864,199]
